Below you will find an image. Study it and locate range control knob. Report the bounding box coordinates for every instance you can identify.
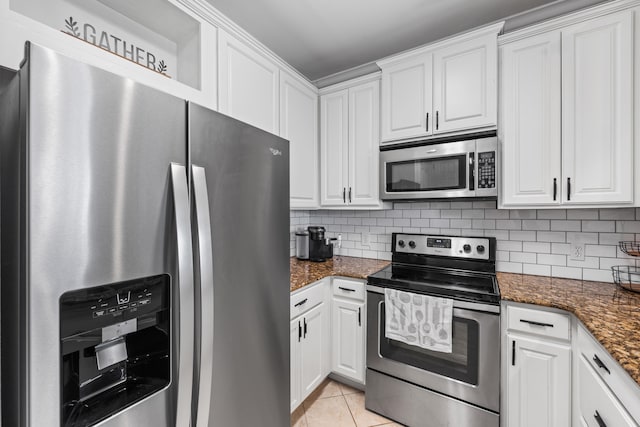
[398,240,405,248]
[463,244,471,253]
[408,241,416,249]
[477,245,486,254]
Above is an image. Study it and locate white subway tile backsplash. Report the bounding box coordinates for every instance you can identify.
[509,231,536,241]
[523,242,551,253]
[538,210,567,220]
[537,253,566,266]
[537,231,566,242]
[497,261,523,273]
[510,252,537,264]
[496,220,522,230]
[298,203,640,283]
[522,220,550,231]
[552,266,582,280]
[600,208,635,220]
[582,220,615,232]
[551,220,581,231]
[567,209,599,220]
[523,263,551,276]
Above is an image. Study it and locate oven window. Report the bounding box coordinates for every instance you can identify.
[379,306,479,385]
[385,155,467,192]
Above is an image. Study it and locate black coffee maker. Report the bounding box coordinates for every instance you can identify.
[307,226,334,262]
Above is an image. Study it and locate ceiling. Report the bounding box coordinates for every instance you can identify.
[205,0,565,82]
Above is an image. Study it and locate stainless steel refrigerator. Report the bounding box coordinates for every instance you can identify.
[0,42,290,427]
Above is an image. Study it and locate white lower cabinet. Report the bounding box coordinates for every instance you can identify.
[290,280,331,412]
[503,303,572,427]
[331,278,366,384]
[506,334,572,427]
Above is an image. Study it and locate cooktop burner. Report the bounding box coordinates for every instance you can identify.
[367,233,501,304]
[368,263,500,304]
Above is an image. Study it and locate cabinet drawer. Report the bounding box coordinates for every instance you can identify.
[332,278,365,301]
[507,305,570,340]
[578,355,637,427]
[291,281,325,319]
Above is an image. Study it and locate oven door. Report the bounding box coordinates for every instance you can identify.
[380,140,475,200]
[366,285,500,412]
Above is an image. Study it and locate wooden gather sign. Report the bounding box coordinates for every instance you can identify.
[62,16,171,77]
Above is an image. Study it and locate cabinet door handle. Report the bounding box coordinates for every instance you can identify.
[343,187,346,204]
[294,298,307,307]
[339,286,356,292]
[348,187,352,203]
[567,177,571,201]
[594,410,607,427]
[298,321,302,342]
[553,178,557,201]
[512,340,516,366]
[303,318,308,338]
[519,319,554,328]
[426,112,429,132]
[593,354,611,375]
[436,111,439,130]
[358,307,362,327]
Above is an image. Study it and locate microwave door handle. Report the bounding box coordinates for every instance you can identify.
[192,165,214,427]
[170,163,195,427]
[469,153,475,191]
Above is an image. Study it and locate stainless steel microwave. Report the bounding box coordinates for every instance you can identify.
[380,137,497,200]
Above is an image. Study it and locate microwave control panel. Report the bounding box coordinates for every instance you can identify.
[477,151,496,189]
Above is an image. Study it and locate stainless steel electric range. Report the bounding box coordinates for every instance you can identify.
[366,233,501,427]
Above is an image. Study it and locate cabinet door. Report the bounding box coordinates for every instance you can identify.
[280,72,319,209]
[433,33,497,134]
[507,334,571,427]
[290,319,302,412]
[561,11,634,205]
[218,30,279,134]
[320,90,349,206]
[500,32,562,206]
[348,81,380,206]
[379,53,432,142]
[300,303,327,399]
[332,299,365,383]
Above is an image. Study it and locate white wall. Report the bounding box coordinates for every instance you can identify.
[291,202,640,283]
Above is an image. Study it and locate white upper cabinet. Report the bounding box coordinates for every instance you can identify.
[349,80,381,206]
[218,29,279,135]
[432,32,498,133]
[500,7,635,208]
[561,11,634,205]
[280,72,319,209]
[320,76,388,209]
[320,89,350,206]
[378,23,503,144]
[501,32,562,206]
[379,53,433,142]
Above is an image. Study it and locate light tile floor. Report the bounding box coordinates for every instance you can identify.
[291,379,403,427]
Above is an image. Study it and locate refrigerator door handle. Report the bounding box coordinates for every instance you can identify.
[192,165,215,427]
[170,163,196,427]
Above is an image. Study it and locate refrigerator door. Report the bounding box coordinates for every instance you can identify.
[188,103,290,427]
[0,43,193,427]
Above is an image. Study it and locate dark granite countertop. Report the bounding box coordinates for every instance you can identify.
[290,256,389,292]
[498,272,640,386]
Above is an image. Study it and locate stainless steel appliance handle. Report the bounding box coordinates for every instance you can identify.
[192,165,214,427]
[170,163,195,427]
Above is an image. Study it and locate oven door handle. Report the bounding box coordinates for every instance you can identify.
[366,284,500,314]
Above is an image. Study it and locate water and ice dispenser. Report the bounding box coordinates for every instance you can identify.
[60,275,170,426]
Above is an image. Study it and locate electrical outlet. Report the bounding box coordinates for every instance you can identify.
[362,233,370,246]
[570,241,585,261]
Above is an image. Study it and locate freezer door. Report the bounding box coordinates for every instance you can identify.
[188,103,290,427]
[0,43,194,427]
